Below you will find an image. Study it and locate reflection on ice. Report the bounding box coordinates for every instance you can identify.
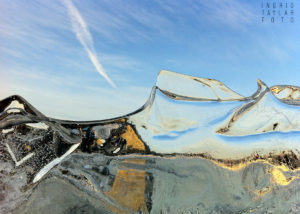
[1,70,300,213]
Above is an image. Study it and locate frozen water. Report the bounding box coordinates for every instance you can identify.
[1,71,300,213]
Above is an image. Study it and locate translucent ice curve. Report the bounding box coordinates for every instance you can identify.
[156,70,245,101]
[1,70,300,184]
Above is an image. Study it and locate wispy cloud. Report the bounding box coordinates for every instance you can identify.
[208,0,256,28]
[62,0,116,88]
[183,0,256,29]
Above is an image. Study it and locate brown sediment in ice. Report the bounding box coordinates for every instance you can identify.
[116,150,300,175]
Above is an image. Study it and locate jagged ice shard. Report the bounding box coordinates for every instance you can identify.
[1,71,300,213]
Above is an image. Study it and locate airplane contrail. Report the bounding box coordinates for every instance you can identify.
[62,0,116,88]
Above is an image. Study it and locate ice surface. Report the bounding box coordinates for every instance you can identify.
[1,71,300,213]
[156,70,245,100]
[271,85,300,105]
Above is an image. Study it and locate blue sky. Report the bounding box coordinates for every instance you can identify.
[0,0,299,119]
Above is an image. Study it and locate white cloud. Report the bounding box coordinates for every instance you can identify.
[62,0,116,88]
